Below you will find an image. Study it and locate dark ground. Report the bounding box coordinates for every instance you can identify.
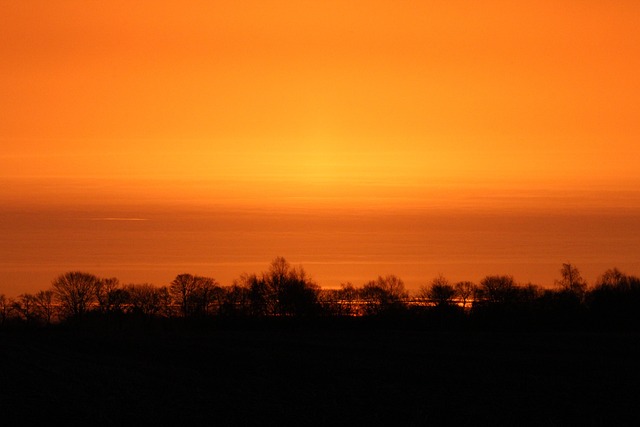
[1,320,639,426]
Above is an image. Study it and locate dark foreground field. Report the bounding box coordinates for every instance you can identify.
[1,320,639,426]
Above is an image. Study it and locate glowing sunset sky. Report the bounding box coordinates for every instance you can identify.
[1,1,640,295]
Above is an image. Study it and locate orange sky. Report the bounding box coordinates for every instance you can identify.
[1,1,640,294]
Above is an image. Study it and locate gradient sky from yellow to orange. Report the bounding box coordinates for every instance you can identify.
[1,1,640,294]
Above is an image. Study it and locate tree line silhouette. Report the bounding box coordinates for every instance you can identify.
[1,257,639,329]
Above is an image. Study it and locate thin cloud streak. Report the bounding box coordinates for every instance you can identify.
[90,218,149,221]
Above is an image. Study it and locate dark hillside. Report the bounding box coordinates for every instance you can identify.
[1,323,639,426]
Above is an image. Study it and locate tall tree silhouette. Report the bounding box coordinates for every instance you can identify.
[263,257,320,317]
[191,276,222,317]
[555,263,587,299]
[52,272,100,320]
[555,263,587,303]
[169,274,221,317]
[169,274,198,317]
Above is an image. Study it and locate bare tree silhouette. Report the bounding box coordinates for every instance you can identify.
[338,282,360,316]
[156,286,173,317]
[588,268,640,325]
[34,290,56,324]
[227,258,321,317]
[169,274,199,317]
[426,275,456,307]
[596,268,627,289]
[361,275,408,315]
[319,282,360,316]
[477,275,517,305]
[125,284,159,316]
[191,276,222,317]
[169,274,223,317]
[219,284,251,317]
[235,273,270,317]
[95,277,124,314]
[52,272,100,320]
[0,294,12,326]
[14,293,38,322]
[555,263,587,299]
[454,281,476,308]
[263,257,320,317]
